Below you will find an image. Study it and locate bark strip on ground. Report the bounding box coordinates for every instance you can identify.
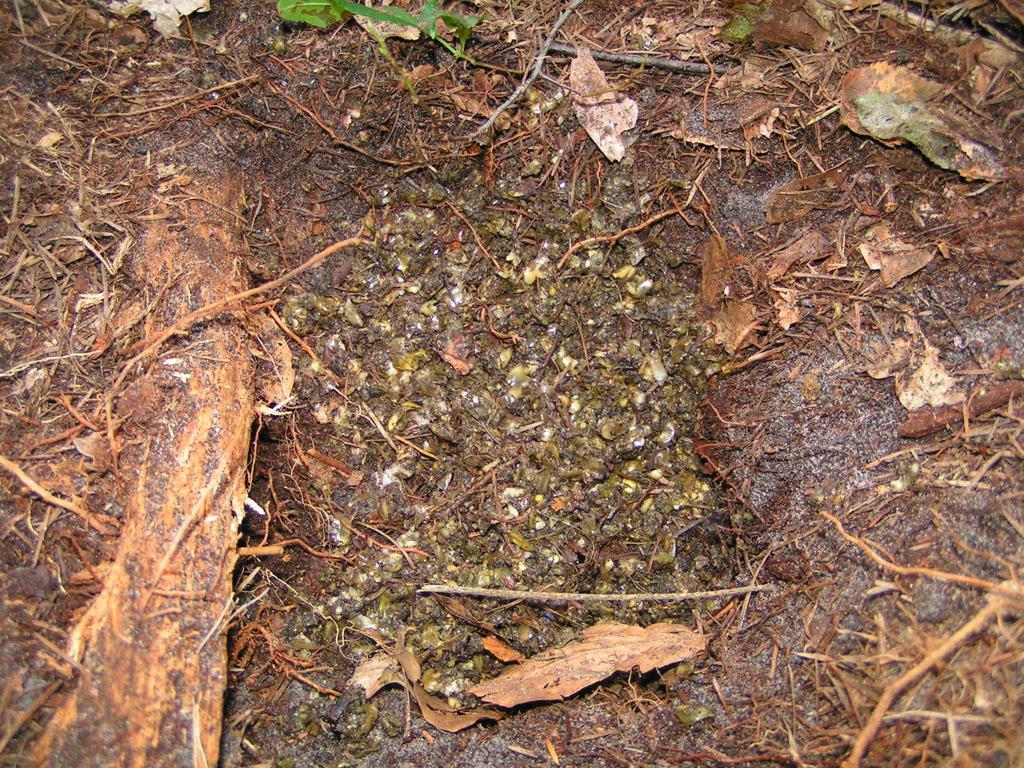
[35,176,254,768]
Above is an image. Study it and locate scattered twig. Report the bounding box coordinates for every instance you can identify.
[557,208,678,269]
[899,381,1024,438]
[0,680,63,755]
[237,539,352,561]
[468,0,586,140]
[822,511,1021,599]
[547,41,728,75]
[0,454,112,535]
[842,592,1018,768]
[417,583,771,603]
[99,75,259,118]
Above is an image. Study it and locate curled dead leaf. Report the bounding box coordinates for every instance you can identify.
[482,635,525,664]
[858,223,934,287]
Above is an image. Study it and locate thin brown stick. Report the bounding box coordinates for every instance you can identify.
[468,0,586,139]
[842,596,1010,768]
[822,511,1021,599]
[547,41,727,75]
[557,208,677,269]
[0,454,112,535]
[237,545,285,557]
[417,583,771,603]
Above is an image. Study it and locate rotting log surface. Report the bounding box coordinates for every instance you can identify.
[35,177,254,767]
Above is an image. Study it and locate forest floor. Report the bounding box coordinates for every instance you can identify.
[1,0,1023,765]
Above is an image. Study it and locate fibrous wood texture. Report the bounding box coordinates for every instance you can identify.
[35,177,254,767]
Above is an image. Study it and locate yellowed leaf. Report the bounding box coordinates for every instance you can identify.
[469,622,706,708]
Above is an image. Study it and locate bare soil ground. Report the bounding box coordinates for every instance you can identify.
[1,0,1023,766]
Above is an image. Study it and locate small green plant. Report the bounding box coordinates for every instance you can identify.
[278,0,480,59]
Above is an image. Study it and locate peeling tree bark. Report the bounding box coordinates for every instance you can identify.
[35,176,254,767]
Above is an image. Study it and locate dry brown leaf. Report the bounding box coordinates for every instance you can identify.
[468,622,705,708]
[773,289,802,330]
[439,335,473,375]
[449,92,511,131]
[109,0,208,36]
[895,342,962,410]
[412,684,503,732]
[752,0,831,51]
[482,635,525,664]
[353,631,502,732]
[569,47,638,162]
[765,169,845,224]
[767,230,829,280]
[349,654,404,698]
[712,300,759,353]
[858,223,934,287]
[670,114,744,151]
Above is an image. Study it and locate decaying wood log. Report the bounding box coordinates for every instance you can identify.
[34,176,254,767]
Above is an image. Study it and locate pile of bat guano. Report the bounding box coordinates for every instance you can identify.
[273,154,738,753]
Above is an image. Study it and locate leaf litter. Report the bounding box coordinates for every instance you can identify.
[468,622,706,708]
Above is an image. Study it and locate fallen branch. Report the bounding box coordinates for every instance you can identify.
[547,40,727,75]
[418,583,771,603]
[35,176,256,768]
[899,381,1024,438]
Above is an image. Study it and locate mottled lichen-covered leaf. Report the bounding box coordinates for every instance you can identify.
[569,47,638,162]
[839,62,1005,181]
